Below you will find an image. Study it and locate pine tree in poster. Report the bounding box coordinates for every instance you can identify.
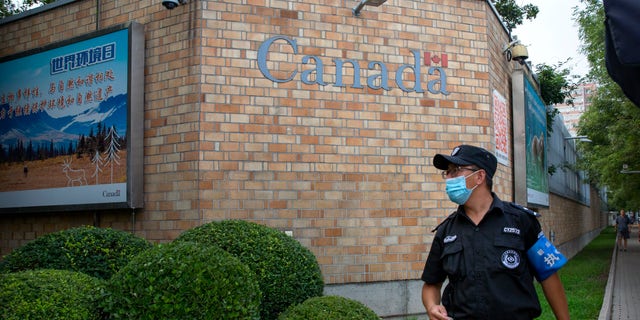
[91,150,104,185]
[104,125,121,184]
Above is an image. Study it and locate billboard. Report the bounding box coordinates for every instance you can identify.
[511,70,549,207]
[524,76,549,206]
[0,23,144,213]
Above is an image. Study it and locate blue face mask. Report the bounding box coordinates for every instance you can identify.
[445,171,479,205]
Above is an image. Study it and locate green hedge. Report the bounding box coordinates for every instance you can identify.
[278,296,381,320]
[102,241,262,320]
[0,269,105,320]
[0,226,151,280]
[175,220,324,320]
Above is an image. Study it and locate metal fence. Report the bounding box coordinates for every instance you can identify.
[547,112,591,205]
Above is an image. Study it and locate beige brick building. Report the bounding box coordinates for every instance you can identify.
[0,0,606,317]
[557,82,596,137]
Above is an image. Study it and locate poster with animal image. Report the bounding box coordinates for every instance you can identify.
[0,27,134,211]
[524,76,549,207]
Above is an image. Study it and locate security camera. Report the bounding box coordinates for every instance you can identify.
[502,37,528,65]
[510,44,528,65]
[162,0,186,10]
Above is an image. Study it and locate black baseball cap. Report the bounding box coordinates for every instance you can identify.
[433,145,498,178]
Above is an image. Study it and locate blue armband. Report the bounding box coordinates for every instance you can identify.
[526,233,567,281]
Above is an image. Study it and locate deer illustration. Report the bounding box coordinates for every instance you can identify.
[62,158,88,186]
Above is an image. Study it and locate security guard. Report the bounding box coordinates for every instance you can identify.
[421,145,570,320]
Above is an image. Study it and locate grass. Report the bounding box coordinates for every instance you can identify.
[535,226,615,319]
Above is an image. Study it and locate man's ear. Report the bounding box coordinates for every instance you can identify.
[476,169,487,185]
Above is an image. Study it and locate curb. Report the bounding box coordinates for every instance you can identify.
[597,235,618,320]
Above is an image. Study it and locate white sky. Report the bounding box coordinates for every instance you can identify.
[511,0,589,77]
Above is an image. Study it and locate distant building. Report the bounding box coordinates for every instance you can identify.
[556,82,596,136]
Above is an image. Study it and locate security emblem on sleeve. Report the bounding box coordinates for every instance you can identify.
[501,249,520,269]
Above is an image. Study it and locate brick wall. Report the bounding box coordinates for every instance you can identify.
[0,0,606,294]
[538,189,605,256]
[195,0,501,284]
[487,2,514,199]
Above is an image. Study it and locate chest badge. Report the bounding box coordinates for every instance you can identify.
[443,235,457,243]
[503,227,521,235]
[501,250,520,269]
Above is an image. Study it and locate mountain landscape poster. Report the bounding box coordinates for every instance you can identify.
[0,23,144,212]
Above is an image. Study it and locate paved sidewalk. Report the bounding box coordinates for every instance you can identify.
[599,225,640,320]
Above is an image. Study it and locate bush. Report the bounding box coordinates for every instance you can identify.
[102,241,261,320]
[0,269,105,320]
[175,220,324,320]
[278,296,381,320]
[0,225,151,280]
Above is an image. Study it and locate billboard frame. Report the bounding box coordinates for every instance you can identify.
[512,69,549,208]
[0,22,144,213]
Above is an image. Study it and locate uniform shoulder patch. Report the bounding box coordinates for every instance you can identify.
[432,211,457,232]
[507,202,540,217]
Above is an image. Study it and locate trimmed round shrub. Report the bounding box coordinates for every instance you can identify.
[175,220,324,320]
[0,269,105,320]
[102,241,261,320]
[278,296,381,320]
[0,225,151,280]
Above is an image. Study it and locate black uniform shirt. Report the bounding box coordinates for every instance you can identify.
[421,194,542,320]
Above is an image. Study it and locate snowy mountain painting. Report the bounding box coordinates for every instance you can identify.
[0,93,127,150]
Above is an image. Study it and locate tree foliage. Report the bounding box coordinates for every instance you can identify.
[575,0,640,210]
[492,0,539,33]
[0,0,54,19]
[536,61,577,106]
[534,61,578,136]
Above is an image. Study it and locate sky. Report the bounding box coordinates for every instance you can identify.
[511,0,589,77]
